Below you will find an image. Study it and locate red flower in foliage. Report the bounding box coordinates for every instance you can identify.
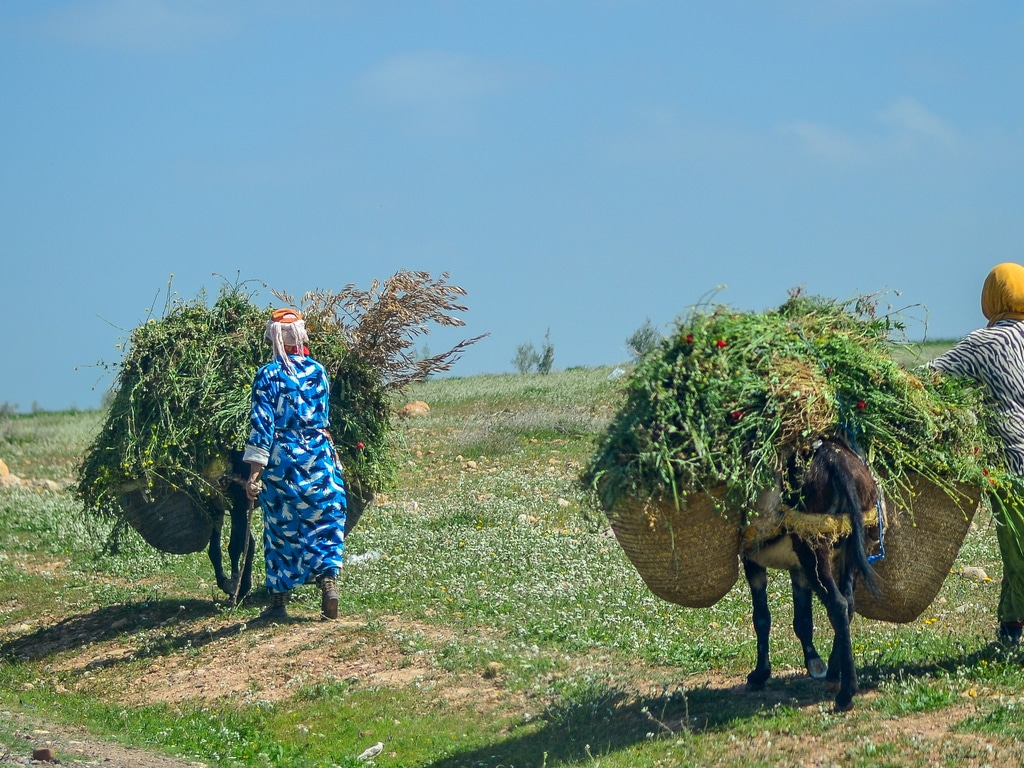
[685,334,694,344]
[357,442,365,450]
[730,410,744,421]
[857,400,867,410]
[716,339,727,348]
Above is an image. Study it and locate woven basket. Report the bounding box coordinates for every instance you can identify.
[344,477,374,535]
[120,487,217,555]
[611,491,741,608]
[854,474,981,623]
[121,476,373,555]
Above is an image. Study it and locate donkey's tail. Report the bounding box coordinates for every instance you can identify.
[835,466,876,598]
[829,450,881,597]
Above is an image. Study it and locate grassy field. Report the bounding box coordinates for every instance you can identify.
[2,356,1024,767]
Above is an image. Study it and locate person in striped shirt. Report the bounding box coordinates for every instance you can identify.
[929,262,1024,646]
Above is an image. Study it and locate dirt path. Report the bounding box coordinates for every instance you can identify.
[0,710,199,767]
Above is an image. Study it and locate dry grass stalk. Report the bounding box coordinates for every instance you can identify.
[276,270,487,390]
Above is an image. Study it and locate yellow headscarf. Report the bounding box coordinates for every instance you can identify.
[982,263,1024,326]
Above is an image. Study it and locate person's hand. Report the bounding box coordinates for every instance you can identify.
[246,475,263,501]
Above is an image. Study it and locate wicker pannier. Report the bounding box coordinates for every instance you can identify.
[611,490,742,608]
[120,487,217,555]
[854,474,982,624]
[120,477,374,555]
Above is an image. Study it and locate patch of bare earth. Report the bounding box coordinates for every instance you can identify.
[1,604,516,766]
[2,602,1021,766]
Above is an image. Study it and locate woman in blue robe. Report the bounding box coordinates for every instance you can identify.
[243,307,347,620]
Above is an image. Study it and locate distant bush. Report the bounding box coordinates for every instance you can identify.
[537,330,554,374]
[512,343,540,374]
[513,329,555,374]
[626,318,662,361]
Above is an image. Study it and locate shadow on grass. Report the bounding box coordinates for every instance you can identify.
[425,640,1024,768]
[422,675,838,768]
[0,593,286,666]
[856,637,1024,689]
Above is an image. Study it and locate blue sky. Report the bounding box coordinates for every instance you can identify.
[3,1,1023,411]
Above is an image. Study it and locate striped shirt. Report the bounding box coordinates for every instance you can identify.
[929,319,1024,474]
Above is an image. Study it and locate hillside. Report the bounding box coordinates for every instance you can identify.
[2,361,1024,767]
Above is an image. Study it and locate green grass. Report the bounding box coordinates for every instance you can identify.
[4,360,1024,767]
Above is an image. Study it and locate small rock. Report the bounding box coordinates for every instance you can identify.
[357,741,384,761]
[31,747,55,762]
[398,401,430,418]
[483,661,505,679]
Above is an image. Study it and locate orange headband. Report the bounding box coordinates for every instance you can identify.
[271,308,302,324]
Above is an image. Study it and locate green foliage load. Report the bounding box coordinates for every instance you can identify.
[76,285,398,517]
[77,270,482,526]
[585,292,1004,515]
[78,287,263,512]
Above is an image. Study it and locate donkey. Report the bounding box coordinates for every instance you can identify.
[206,451,257,605]
[741,436,881,711]
[205,450,369,605]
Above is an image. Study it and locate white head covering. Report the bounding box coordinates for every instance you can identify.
[264,308,309,374]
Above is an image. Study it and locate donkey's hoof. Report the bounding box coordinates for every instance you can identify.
[833,697,855,713]
[746,671,770,691]
[806,658,827,680]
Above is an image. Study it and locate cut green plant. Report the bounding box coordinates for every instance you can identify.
[585,290,1006,517]
[75,271,483,533]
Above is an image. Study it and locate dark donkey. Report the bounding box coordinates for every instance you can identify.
[206,451,257,604]
[741,436,881,711]
[207,450,369,605]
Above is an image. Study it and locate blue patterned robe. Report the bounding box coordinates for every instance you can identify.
[243,354,347,593]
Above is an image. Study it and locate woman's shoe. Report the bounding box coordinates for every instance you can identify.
[318,574,339,620]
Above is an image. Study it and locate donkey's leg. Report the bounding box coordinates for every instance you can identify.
[225,486,254,602]
[226,507,255,601]
[208,515,232,595]
[808,548,857,711]
[823,549,862,692]
[744,558,773,689]
[791,569,827,679]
